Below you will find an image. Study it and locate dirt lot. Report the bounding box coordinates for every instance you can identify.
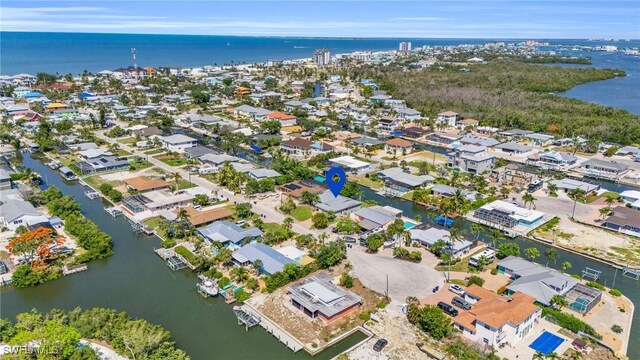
[249,267,386,348]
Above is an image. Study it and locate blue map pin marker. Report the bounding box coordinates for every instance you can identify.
[326,167,346,197]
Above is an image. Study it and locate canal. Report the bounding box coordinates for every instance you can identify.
[0,152,366,360]
[358,186,640,358]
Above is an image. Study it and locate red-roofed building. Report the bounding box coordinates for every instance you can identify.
[266,111,297,126]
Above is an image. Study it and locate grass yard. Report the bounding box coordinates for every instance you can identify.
[83,175,123,190]
[115,149,131,157]
[261,222,287,233]
[128,157,153,170]
[144,217,168,239]
[290,205,312,221]
[58,155,79,168]
[355,176,384,190]
[144,148,165,155]
[401,191,414,200]
[117,137,138,145]
[156,155,188,167]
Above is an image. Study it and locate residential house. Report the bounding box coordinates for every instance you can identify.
[396,108,421,120]
[122,190,194,213]
[436,111,459,128]
[328,156,371,174]
[377,117,401,132]
[288,272,363,323]
[602,206,640,237]
[232,242,296,275]
[314,190,362,215]
[492,164,539,187]
[548,178,600,194]
[447,145,495,174]
[123,176,171,193]
[377,167,434,191]
[403,126,430,139]
[351,205,403,231]
[498,129,533,140]
[619,190,640,209]
[78,148,110,160]
[580,159,628,176]
[247,168,281,180]
[75,156,129,175]
[528,151,577,169]
[473,200,545,229]
[385,138,413,154]
[280,137,314,158]
[459,136,500,148]
[185,146,217,159]
[495,142,533,155]
[525,133,555,146]
[234,105,272,122]
[0,200,49,231]
[426,133,461,145]
[5,105,29,117]
[265,111,297,127]
[456,118,479,130]
[454,285,542,348]
[431,184,478,201]
[160,134,198,153]
[350,136,384,149]
[198,220,263,247]
[133,126,163,138]
[173,206,233,228]
[0,169,12,190]
[409,226,473,257]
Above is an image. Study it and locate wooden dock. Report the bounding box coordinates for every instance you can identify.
[62,264,88,276]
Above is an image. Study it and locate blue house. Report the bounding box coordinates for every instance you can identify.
[231,242,296,275]
[198,220,263,248]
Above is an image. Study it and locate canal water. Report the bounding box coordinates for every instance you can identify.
[358,186,640,358]
[0,152,366,360]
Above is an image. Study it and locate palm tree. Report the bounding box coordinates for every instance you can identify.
[470,224,483,240]
[550,294,568,309]
[547,182,558,196]
[604,194,617,207]
[283,217,294,230]
[177,208,189,223]
[446,227,464,281]
[172,172,181,192]
[216,247,232,266]
[525,247,540,261]
[599,206,611,220]
[570,188,586,219]
[522,192,536,209]
[533,351,546,360]
[562,261,572,272]
[544,248,558,266]
[488,229,504,249]
[230,266,249,282]
[500,186,510,199]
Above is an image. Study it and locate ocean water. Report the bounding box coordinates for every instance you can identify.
[1,32,638,113]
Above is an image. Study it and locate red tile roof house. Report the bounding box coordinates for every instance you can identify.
[265,111,297,127]
[385,138,414,155]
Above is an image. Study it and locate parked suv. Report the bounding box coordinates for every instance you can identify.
[373,339,388,352]
[451,296,472,310]
[437,301,459,317]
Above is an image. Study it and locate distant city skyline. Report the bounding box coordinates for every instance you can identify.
[1,1,639,39]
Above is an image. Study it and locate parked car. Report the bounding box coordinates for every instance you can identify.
[448,284,465,296]
[373,339,388,352]
[437,301,459,317]
[451,296,472,310]
[235,220,246,226]
[344,236,356,243]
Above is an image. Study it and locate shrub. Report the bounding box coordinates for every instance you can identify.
[409,251,422,262]
[218,277,230,288]
[359,312,371,321]
[609,289,622,297]
[611,325,623,334]
[340,273,353,288]
[174,245,200,267]
[234,289,249,303]
[586,281,605,291]
[161,239,176,248]
[541,307,601,339]
[213,271,223,279]
[10,265,61,288]
[490,268,498,275]
[467,275,485,287]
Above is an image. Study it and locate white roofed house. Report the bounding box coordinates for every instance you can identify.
[447,145,495,174]
[327,155,371,174]
[580,159,628,177]
[409,226,473,257]
[396,107,421,120]
[0,200,49,231]
[314,190,362,215]
[619,190,640,209]
[548,178,600,195]
[377,167,434,192]
[494,141,533,155]
[527,150,577,170]
[160,134,198,153]
[377,117,401,132]
[350,205,403,232]
[436,111,459,128]
[247,168,281,180]
[288,273,363,323]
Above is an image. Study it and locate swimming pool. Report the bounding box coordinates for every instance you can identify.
[529,331,564,355]
[403,221,416,229]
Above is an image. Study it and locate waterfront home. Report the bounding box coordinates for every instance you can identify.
[279,180,324,199]
[122,190,194,213]
[198,220,263,247]
[524,133,555,146]
[615,146,640,157]
[174,206,233,228]
[409,226,473,257]
[425,133,461,145]
[351,205,403,231]
[159,134,198,153]
[0,199,49,231]
[265,111,297,127]
[580,159,628,176]
[70,142,99,151]
[276,246,310,265]
[431,184,478,202]
[280,138,314,158]
[528,150,577,169]
[185,146,217,159]
[494,141,533,155]
[403,126,430,139]
[619,190,640,209]
[327,155,371,174]
[498,129,533,140]
[385,138,413,154]
[602,206,640,237]
[78,148,110,160]
[123,176,171,193]
[492,164,539,187]
[447,145,495,174]
[497,256,601,313]
[377,117,401,132]
[232,242,296,275]
[314,190,361,215]
[396,107,421,120]
[454,285,541,348]
[75,156,129,175]
[459,136,500,148]
[377,167,434,191]
[474,200,545,229]
[548,178,600,194]
[437,111,459,128]
[247,168,281,180]
[0,169,12,190]
[288,272,363,323]
[349,136,384,149]
[199,153,242,168]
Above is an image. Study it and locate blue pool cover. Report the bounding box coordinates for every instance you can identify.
[529,331,564,355]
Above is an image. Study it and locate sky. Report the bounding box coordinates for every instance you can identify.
[1,1,639,39]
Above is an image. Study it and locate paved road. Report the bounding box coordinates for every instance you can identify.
[95,131,320,236]
[347,245,444,310]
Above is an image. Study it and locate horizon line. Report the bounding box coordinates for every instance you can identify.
[2,30,637,41]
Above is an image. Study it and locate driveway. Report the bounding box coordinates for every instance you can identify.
[347,245,444,310]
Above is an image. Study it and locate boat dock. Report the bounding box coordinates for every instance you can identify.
[154,248,193,271]
[105,207,122,217]
[62,264,88,276]
[234,304,304,352]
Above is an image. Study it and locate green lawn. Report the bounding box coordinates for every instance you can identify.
[401,191,415,200]
[157,156,187,167]
[83,175,123,190]
[144,148,165,155]
[261,222,287,233]
[128,158,153,170]
[117,137,138,145]
[291,206,312,221]
[356,176,384,190]
[144,217,168,239]
[116,149,131,157]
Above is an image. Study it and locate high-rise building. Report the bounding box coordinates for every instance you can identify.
[398,41,412,53]
[313,48,331,67]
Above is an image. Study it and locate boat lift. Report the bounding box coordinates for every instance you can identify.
[581,267,601,281]
[621,267,640,280]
